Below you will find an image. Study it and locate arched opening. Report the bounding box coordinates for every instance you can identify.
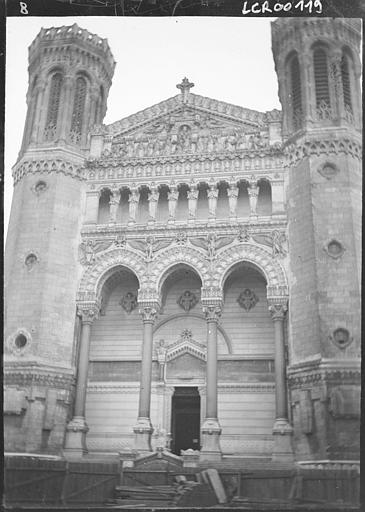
[86,266,142,451]
[137,186,149,224]
[257,179,272,216]
[156,184,169,222]
[216,181,229,219]
[44,72,63,141]
[196,182,209,220]
[341,52,353,114]
[313,46,331,118]
[219,261,275,455]
[236,180,250,218]
[118,187,130,224]
[97,188,111,224]
[176,184,189,221]
[70,75,87,144]
[287,52,302,130]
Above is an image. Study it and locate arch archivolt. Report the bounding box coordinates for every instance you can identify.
[77,241,288,305]
[215,242,288,291]
[78,247,147,299]
[151,245,210,293]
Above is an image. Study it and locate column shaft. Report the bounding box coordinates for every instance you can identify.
[138,320,154,419]
[273,317,288,419]
[74,321,92,418]
[206,319,218,419]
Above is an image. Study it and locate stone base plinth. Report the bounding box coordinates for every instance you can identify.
[63,416,89,458]
[119,449,139,468]
[200,418,222,461]
[133,417,153,453]
[181,449,200,467]
[272,418,294,462]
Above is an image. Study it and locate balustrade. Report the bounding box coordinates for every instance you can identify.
[92,178,275,226]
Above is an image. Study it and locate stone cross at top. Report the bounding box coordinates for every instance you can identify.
[176,77,195,102]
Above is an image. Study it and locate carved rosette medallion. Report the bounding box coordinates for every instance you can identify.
[329,327,353,350]
[324,239,345,259]
[317,162,339,180]
[177,290,198,312]
[237,289,258,312]
[120,292,138,314]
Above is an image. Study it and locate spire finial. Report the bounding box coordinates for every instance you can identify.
[176,77,195,102]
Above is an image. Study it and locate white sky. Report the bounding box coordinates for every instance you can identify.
[5,16,279,236]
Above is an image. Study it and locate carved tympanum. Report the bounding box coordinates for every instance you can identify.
[237,288,259,311]
[177,290,198,312]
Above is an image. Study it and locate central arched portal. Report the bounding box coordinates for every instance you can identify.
[82,257,280,457]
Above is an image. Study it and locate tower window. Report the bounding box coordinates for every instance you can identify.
[313,48,331,117]
[44,73,63,141]
[341,54,352,113]
[70,76,87,143]
[290,56,302,130]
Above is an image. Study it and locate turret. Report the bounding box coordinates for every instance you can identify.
[4,24,115,454]
[272,18,361,460]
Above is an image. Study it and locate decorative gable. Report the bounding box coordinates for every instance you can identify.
[166,329,206,362]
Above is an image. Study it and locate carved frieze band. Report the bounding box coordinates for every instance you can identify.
[13,159,86,184]
[284,138,362,167]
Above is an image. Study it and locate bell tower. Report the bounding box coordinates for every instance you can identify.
[272,18,361,460]
[4,24,115,453]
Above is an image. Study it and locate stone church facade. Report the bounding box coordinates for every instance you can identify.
[5,18,361,463]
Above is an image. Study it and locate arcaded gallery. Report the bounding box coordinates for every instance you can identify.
[4,17,361,486]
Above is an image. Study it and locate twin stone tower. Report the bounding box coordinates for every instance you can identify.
[5,19,361,463]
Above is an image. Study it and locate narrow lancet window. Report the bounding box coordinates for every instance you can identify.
[70,76,87,143]
[44,73,63,140]
[341,54,352,113]
[313,48,331,118]
[290,56,302,129]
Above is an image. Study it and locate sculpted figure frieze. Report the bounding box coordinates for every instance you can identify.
[97,106,272,163]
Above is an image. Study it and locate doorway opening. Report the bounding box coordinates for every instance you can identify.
[171,387,200,456]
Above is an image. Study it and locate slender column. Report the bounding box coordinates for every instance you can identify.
[64,305,98,458]
[269,301,294,461]
[109,188,120,223]
[148,186,159,223]
[207,185,218,220]
[134,304,159,453]
[227,183,238,219]
[167,186,178,222]
[187,186,199,222]
[128,187,140,224]
[200,304,222,461]
[248,179,259,216]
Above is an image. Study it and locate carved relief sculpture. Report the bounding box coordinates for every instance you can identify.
[120,292,138,314]
[237,289,259,311]
[177,290,198,312]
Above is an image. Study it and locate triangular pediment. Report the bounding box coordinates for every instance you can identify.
[93,93,281,162]
[107,93,270,138]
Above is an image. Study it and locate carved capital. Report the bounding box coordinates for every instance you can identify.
[139,306,159,324]
[77,303,99,324]
[269,303,287,321]
[203,305,222,323]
